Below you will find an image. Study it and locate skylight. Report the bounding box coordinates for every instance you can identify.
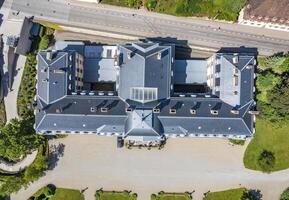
[130,87,158,103]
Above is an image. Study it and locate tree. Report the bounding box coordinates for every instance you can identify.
[280,188,289,200]
[267,80,289,121]
[257,150,275,172]
[0,119,44,162]
[258,55,289,74]
[242,189,262,200]
[256,71,281,104]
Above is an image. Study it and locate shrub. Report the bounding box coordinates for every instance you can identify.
[145,0,157,10]
[38,35,50,50]
[280,188,289,200]
[127,0,142,8]
[38,26,46,38]
[257,150,275,172]
[229,138,245,145]
[17,54,37,119]
[151,194,157,200]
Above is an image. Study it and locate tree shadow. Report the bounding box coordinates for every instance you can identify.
[48,143,65,170]
[247,189,263,200]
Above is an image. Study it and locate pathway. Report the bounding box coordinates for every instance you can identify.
[0,0,26,122]
[0,150,38,173]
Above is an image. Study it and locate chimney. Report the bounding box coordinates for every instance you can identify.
[157,52,162,60]
[233,54,239,64]
[127,52,133,59]
[46,51,52,61]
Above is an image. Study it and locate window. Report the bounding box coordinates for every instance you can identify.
[130,87,158,103]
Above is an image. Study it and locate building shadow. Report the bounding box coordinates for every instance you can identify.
[48,143,65,170]
[0,14,3,27]
[217,46,258,56]
[0,35,5,100]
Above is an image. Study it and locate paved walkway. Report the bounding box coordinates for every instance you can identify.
[0,0,26,121]
[0,150,38,173]
[10,136,289,200]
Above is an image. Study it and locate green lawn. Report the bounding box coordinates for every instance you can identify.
[101,0,247,21]
[244,118,289,171]
[101,0,142,8]
[95,190,137,200]
[151,192,191,200]
[32,187,84,200]
[51,188,85,200]
[203,188,246,200]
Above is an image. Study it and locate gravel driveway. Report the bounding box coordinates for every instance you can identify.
[11,135,289,200]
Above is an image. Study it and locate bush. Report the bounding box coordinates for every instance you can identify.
[151,194,157,200]
[17,54,37,119]
[229,138,245,145]
[280,188,289,200]
[257,150,275,172]
[38,35,50,50]
[127,0,142,8]
[145,0,157,10]
[38,26,46,38]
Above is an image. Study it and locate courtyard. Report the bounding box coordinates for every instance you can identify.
[11,135,289,200]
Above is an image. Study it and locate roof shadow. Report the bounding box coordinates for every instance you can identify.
[142,37,193,59]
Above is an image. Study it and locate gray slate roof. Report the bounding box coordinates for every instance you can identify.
[118,43,172,101]
[37,51,73,104]
[35,41,256,140]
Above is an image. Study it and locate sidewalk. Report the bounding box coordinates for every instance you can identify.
[0,0,26,121]
[0,150,38,173]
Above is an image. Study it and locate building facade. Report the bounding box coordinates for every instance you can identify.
[35,41,257,144]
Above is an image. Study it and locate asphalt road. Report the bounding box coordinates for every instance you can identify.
[7,0,289,56]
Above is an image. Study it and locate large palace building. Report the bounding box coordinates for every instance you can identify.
[35,41,257,144]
